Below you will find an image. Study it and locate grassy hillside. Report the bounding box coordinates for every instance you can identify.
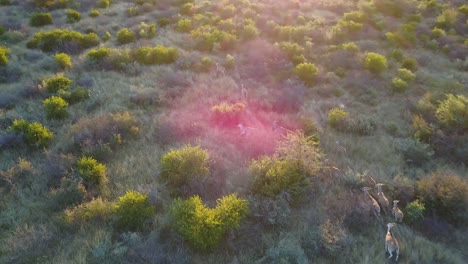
[0,0,467,263]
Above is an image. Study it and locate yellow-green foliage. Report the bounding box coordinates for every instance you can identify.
[160,145,209,188]
[181,3,193,15]
[406,199,425,223]
[43,96,69,119]
[66,9,81,23]
[77,156,107,186]
[114,190,155,231]
[116,28,136,44]
[397,68,415,82]
[43,75,72,93]
[89,9,100,17]
[327,108,349,128]
[363,52,387,74]
[64,198,114,226]
[30,13,53,27]
[87,47,112,60]
[250,132,322,200]
[54,52,72,69]
[241,24,259,40]
[459,5,468,15]
[402,57,418,71]
[98,0,110,8]
[9,119,54,147]
[418,172,468,224]
[435,94,468,129]
[392,77,408,93]
[138,22,156,39]
[176,19,192,32]
[170,194,248,251]
[34,0,54,8]
[295,62,318,86]
[279,42,304,61]
[190,25,238,51]
[133,45,179,65]
[431,27,446,38]
[225,54,235,69]
[0,45,11,66]
[436,9,458,27]
[27,29,99,52]
[211,102,246,114]
[412,115,432,142]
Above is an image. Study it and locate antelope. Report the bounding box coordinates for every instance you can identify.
[385,223,400,261]
[392,200,404,222]
[376,183,390,212]
[240,84,248,102]
[237,123,257,137]
[362,187,380,217]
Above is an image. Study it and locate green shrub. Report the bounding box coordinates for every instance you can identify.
[115,190,155,231]
[295,62,318,86]
[412,115,432,142]
[363,52,387,75]
[398,138,433,166]
[9,119,54,147]
[116,28,136,44]
[392,77,409,93]
[67,87,89,104]
[157,17,171,27]
[242,24,259,40]
[211,102,245,124]
[176,19,192,32]
[327,108,349,129]
[435,94,468,129]
[43,96,69,119]
[133,45,179,65]
[0,46,11,66]
[388,49,404,61]
[54,52,72,69]
[34,0,55,8]
[66,9,81,23]
[87,47,111,61]
[417,172,468,224]
[102,31,111,42]
[98,0,110,8]
[64,198,114,226]
[160,145,209,189]
[27,29,99,52]
[126,6,140,17]
[402,57,418,71]
[458,5,468,15]
[43,75,72,93]
[0,25,4,35]
[170,194,248,251]
[30,13,53,27]
[89,9,100,17]
[181,3,193,15]
[397,68,415,82]
[138,22,156,39]
[77,156,107,186]
[405,199,425,223]
[431,27,446,38]
[0,0,11,5]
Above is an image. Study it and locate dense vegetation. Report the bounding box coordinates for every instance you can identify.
[0,0,467,263]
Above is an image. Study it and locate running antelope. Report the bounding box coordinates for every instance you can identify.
[392,200,404,222]
[362,187,380,217]
[376,183,390,212]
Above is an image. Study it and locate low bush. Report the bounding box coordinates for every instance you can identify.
[392,77,409,93]
[402,57,418,71]
[412,115,432,142]
[363,52,387,75]
[116,28,136,44]
[160,145,209,189]
[406,199,425,223]
[133,45,179,65]
[170,194,248,251]
[435,94,467,130]
[98,0,110,8]
[157,17,171,27]
[27,29,99,52]
[64,198,114,226]
[115,190,155,231]
[126,6,140,17]
[87,47,111,61]
[417,172,468,225]
[54,52,72,69]
[9,119,54,147]
[30,13,53,27]
[176,19,192,33]
[34,0,54,8]
[398,138,433,166]
[397,68,415,82]
[138,22,156,39]
[211,102,245,125]
[77,156,107,186]
[66,9,81,23]
[295,62,318,87]
[327,108,349,129]
[43,96,69,119]
[43,75,72,93]
[89,9,100,17]
[49,177,86,209]
[0,45,10,66]
[59,87,89,104]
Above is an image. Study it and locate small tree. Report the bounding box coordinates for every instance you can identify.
[160,145,209,188]
[295,62,318,86]
[170,194,248,251]
[66,9,81,23]
[54,52,72,69]
[0,46,10,66]
[405,199,425,223]
[116,28,136,44]
[412,115,432,142]
[9,119,54,147]
[30,13,53,27]
[43,75,72,93]
[363,52,387,75]
[397,68,415,82]
[327,108,349,129]
[77,156,107,186]
[115,190,155,231]
[435,94,467,130]
[392,77,408,93]
[43,96,69,119]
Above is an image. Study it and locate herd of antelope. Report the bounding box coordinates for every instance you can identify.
[362,176,403,261]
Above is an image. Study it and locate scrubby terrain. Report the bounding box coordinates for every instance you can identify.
[0,0,467,263]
